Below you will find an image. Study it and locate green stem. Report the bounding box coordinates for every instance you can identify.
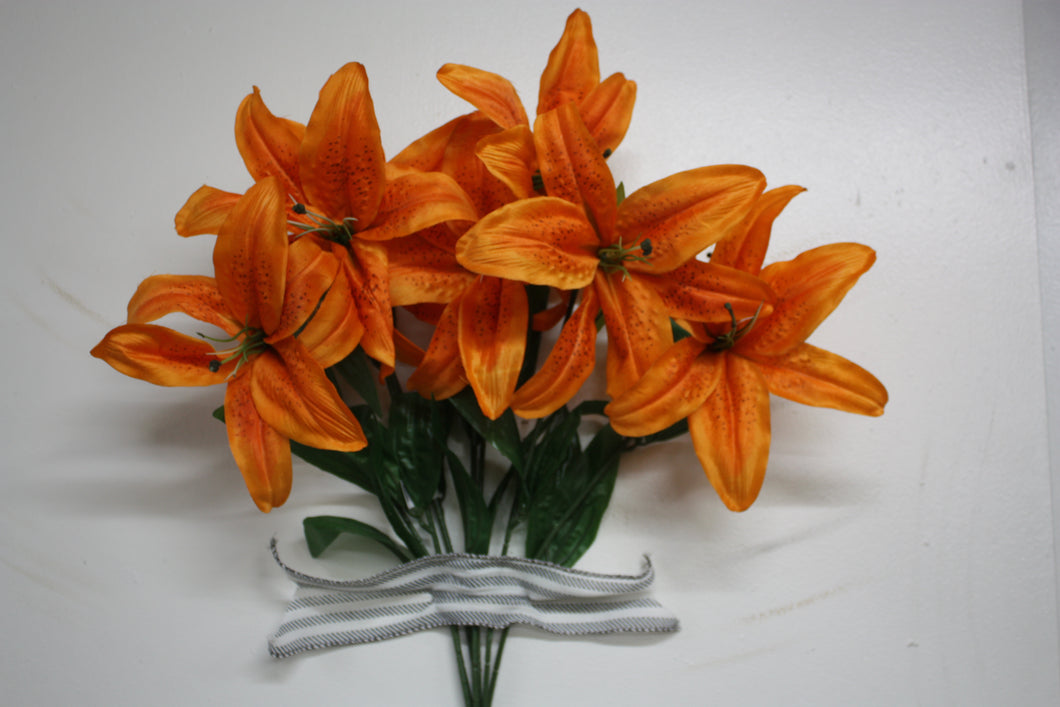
[450,627,474,706]
[485,627,510,704]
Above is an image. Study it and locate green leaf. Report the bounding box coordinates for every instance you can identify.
[389,392,446,513]
[448,390,524,472]
[328,347,383,419]
[629,418,690,447]
[445,450,493,555]
[526,424,625,566]
[290,442,377,493]
[303,515,412,563]
[671,319,692,342]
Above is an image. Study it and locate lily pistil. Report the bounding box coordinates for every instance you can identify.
[707,301,764,352]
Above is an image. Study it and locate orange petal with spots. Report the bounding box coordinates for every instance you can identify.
[126,274,241,335]
[90,323,234,387]
[605,337,718,437]
[747,343,888,416]
[534,103,616,239]
[387,233,475,307]
[388,114,469,176]
[688,354,771,512]
[579,73,636,156]
[711,185,805,275]
[639,260,775,324]
[235,86,305,200]
[297,260,364,368]
[299,62,386,225]
[538,9,600,114]
[440,113,512,216]
[618,165,766,274]
[512,287,599,419]
[224,370,292,512]
[358,171,477,241]
[407,301,468,400]
[174,185,242,237]
[213,177,288,332]
[250,340,366,452]
[595,271,674,399]
[476,125,537,200]
[456,197,599,289]
[437,64,528,130]
[344,240,395,368]
[268,235,340,343]
[458,277,528,420]
[741,243,876,357]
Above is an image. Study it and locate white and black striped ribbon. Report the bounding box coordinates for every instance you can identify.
[267,539,678,658]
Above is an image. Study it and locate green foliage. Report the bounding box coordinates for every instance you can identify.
[303,515,412,563]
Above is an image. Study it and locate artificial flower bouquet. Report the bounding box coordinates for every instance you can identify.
[92,9,887,705]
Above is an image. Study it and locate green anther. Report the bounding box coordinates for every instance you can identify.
[286,204,357,245]
[201,325,268,378]
[708,302,764,351]
[597,236,653,280]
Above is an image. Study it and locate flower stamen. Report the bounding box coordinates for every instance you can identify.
[598,237,653,280]
[708,302,764,351]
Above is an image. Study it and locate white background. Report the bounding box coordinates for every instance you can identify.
[2,0,1057,704]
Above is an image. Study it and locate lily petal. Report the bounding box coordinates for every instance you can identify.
[214,177,288,332]
[235,86,305,200]
[534,103,616,239]
[617,165,766,273]
[747,343,888,416]
[456,197,599,289]
[343,241,395,368]
[359,171,477,241]
[268,235,340,342]
[640,259,775,324]
[250,340,367,452]
[605,336,718,437]
[689,354,771,512]
[595,270,674,398]
[126,274,241,335]
[387,231,475,307]
[458,277,528,420]
[224,371,292,512]
[299,62,386,225]
[90,323,233,386]
[296,259,364,368]
[437,64,528,130]
[440,113,513,215]
[538,9,600,114]
[476,125,537,200]
[388,114,467,176]
[407,300,468,400]
[579,73,637,155]
[174,185,242,237]
[711,185,805,275]
[512,287,599,418]
[741,243,876,356]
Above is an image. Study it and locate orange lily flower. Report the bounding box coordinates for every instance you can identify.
[605,188,888,511]
[433,9,636,165]
[92,178,367,512]
[455,102,772,417]
[174,62,477,370]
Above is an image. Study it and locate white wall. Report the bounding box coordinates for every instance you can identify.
[1,1,1055,704]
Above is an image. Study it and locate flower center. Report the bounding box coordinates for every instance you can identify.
[597,237,652,280]
[708,302,764,352]
[288,202,357,246]
[201,325,268,377]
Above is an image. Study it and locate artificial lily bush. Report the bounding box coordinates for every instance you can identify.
[91,9,886,705]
